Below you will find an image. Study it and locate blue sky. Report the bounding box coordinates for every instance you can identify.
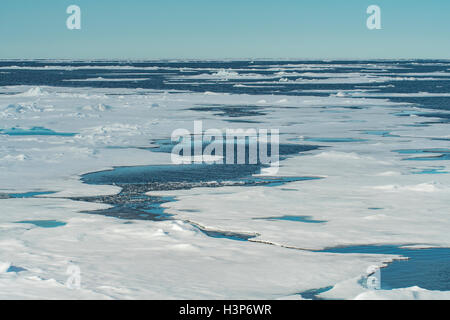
[1,0,449,59]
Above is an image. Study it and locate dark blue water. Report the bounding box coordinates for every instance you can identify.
[1,60,449,129]
[76,138,321,228]
[1,60,450,124]
[82,164,321,187]
[85,139,320,187]
[148,138,317,163]
[189,105,267,118]
[320,245,450,291]
[1,60,449,95]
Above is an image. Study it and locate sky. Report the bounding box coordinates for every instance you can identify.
[0,0,449,60]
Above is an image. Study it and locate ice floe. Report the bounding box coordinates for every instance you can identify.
[0,61,449,299]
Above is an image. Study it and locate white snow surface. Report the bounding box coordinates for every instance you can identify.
[0,84,449,299]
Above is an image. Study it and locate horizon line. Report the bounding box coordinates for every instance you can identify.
[1,58,450,62]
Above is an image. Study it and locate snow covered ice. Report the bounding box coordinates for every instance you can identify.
[0,60,449,299]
